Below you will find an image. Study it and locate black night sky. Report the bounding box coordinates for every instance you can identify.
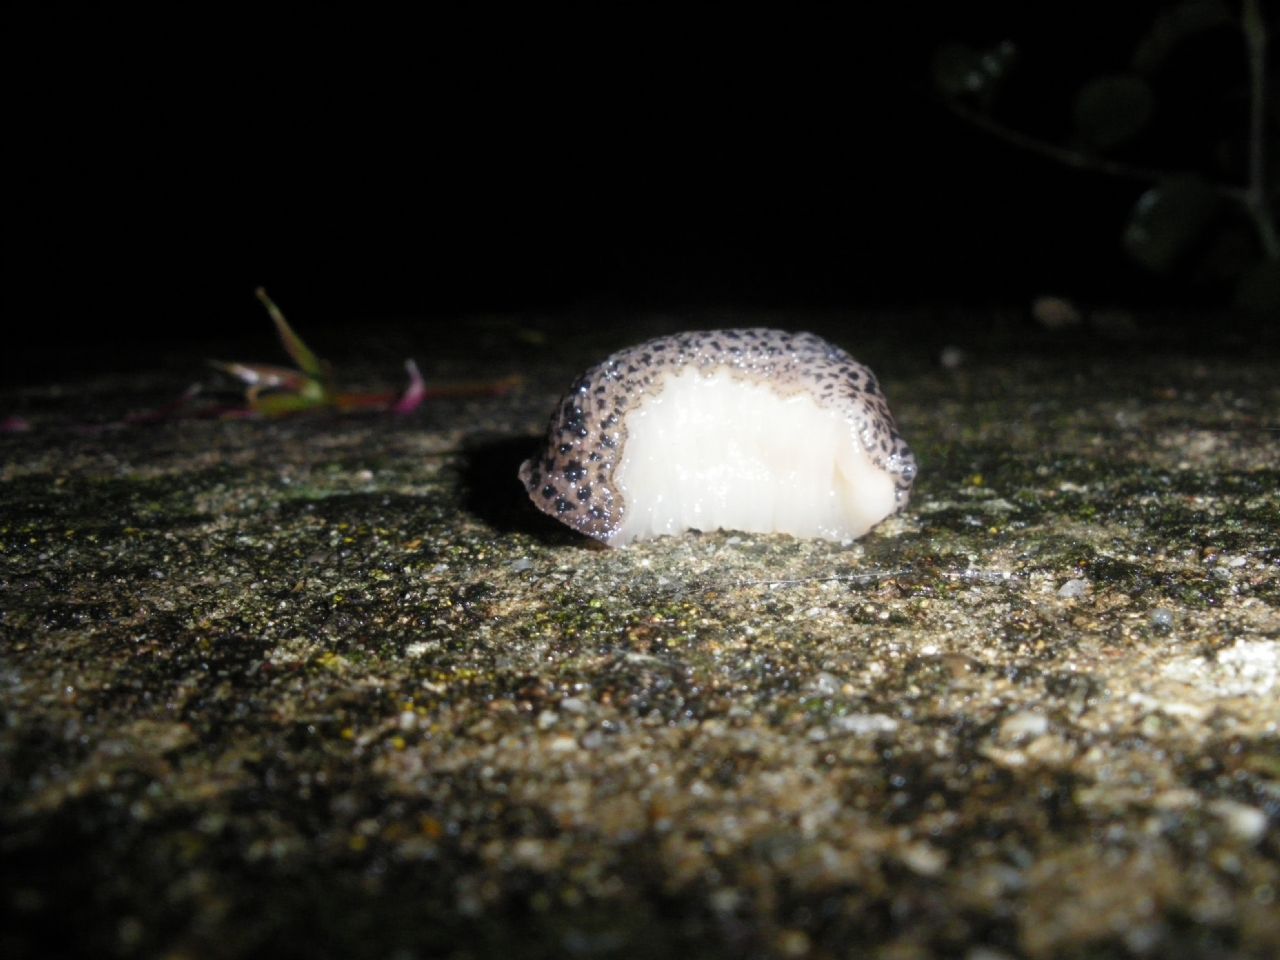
[7,5,1265,378]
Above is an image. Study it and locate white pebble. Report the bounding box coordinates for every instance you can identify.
[1209,800,1268,844]
[548,733,578,753]
[899,841,947,876]
[832,713,899,735]
[1057,578,1090,599]
[405,641,437,659]
[808,672,841,697]
[999,711,1048,740]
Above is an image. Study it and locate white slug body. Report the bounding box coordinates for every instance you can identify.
[519,329,916,546]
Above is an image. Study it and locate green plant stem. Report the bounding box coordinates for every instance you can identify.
[1243,0,1279,259]
[254,287,332,387]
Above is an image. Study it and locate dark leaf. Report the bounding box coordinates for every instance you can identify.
[1235,258,1280,316]
[1123,176,1221,274]
[1132,0,1233,76]
[1073,75,1153,151]
[1193,222,1262,284]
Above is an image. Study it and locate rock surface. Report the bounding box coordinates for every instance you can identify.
[2,313,1277,959]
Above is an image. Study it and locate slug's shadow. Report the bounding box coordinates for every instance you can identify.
[459,434,589,546]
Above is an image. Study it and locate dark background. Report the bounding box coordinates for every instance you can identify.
[6,5,1262,379]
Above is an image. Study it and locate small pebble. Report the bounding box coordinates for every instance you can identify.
[1149,608,1175,632]
[1209,800,1268,844]
[808,672,841,697]
[832,713,899,736]
[999,711,1048,741]
[899,841,947,876]
[966,949,1016,960]
[709,888,741,913]
[776,930,811,958]
[1057,578,1090,599]
[1031,295,1082,330]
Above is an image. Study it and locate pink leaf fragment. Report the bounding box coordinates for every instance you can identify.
[392,359,427,415]
[2,415,32,433]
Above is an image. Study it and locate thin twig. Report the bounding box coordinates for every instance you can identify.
[939,95,1249,205]
[1243,0,1280,258]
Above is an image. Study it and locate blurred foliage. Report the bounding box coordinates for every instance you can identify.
[1073,75,1154,152]
[1123,176,1222,273]
[209,290,491,419]
[933,0,1278,316]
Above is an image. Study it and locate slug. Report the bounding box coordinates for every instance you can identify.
[520,328,915,546]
